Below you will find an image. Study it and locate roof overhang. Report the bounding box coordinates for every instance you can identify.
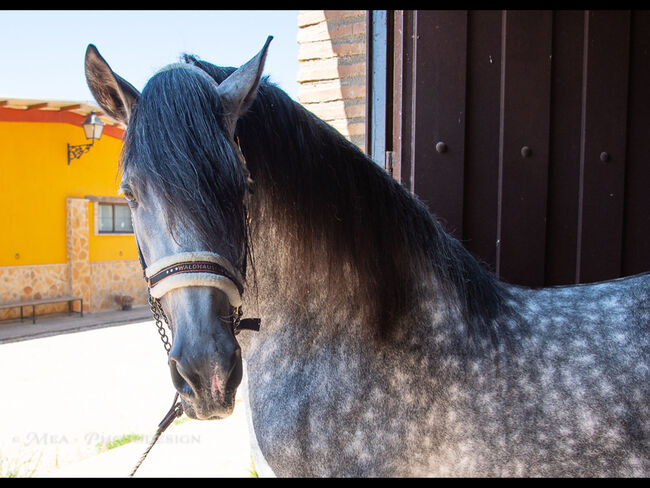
[0,98,125,139]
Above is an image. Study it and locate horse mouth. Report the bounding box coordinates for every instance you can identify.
[180,393,237,420]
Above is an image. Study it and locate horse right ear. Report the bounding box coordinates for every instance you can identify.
[84,44,140,125]
[216,36,272,138]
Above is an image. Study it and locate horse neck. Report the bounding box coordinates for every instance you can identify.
[237,87,506,346]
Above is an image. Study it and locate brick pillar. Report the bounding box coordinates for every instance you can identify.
[66,197,91,312]
[297,10,367,152]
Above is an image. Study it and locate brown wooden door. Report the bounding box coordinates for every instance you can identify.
[368,10,650,287]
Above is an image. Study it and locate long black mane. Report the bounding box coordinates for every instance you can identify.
[125,53,508,343]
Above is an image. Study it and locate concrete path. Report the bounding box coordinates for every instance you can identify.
[0,314,252,477]
[0,305,151,344]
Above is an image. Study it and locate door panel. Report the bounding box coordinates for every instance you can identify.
[375,9,648,286]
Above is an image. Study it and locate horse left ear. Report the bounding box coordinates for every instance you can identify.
[217,36,272,138]
[85,44,140,125]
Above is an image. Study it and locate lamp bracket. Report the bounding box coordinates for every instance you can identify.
[67,141,95,165]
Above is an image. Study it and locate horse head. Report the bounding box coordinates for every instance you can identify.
[84,38,271,420]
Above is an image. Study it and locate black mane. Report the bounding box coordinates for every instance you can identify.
[127,53,508,344]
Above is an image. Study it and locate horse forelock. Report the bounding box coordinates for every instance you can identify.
[120,63,250,266]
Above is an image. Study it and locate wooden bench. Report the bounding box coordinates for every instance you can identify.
[0,296,83,324]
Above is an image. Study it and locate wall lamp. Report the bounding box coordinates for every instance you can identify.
[67,111,105,165]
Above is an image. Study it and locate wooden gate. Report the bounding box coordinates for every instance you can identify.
[367,10,650,287]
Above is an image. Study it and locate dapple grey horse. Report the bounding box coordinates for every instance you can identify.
[84,37,649,477]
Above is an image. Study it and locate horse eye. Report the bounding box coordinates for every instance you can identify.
[121,188,137,204]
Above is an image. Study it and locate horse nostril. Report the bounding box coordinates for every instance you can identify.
[168,357,195,396]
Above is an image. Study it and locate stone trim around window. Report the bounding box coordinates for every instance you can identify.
[87,197,133,236]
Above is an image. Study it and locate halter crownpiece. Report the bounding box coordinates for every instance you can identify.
[144,251,244,307]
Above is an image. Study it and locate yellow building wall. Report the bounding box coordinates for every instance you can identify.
[0,119,137,266]
[0,115,147,318]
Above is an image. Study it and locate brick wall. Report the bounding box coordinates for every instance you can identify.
[297,10,367,152]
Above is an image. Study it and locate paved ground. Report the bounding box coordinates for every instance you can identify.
[0,305,152,344]
[0,308,253,477]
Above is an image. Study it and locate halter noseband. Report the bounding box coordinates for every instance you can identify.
[145,252,244,305]
[136,242,259,334]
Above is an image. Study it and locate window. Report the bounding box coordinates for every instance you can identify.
[97,203,133,234]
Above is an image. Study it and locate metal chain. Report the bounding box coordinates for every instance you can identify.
[148,295,172,353]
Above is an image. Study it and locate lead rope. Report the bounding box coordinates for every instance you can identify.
[128,295,183,477]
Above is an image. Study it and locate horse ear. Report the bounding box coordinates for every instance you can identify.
[84,44,140,125]
[216,36,272,138]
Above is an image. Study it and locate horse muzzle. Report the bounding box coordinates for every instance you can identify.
[167,314,244,420]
